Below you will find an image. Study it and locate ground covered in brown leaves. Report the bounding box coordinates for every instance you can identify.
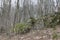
[0,25,60,40]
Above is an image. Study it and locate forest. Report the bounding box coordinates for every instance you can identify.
[0,0,60,40]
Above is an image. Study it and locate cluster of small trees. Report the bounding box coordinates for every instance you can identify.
[0,0,60,33]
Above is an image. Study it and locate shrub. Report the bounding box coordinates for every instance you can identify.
[52,32,58,40]
[43,12,60,28]
[27,17,37,27]
[13,22,31,34]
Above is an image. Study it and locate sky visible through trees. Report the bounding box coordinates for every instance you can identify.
[0,0,60,33]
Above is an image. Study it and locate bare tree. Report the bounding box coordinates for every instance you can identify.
[13,0,19,27]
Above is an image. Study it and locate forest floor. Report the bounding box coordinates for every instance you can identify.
[0,25,60,40]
